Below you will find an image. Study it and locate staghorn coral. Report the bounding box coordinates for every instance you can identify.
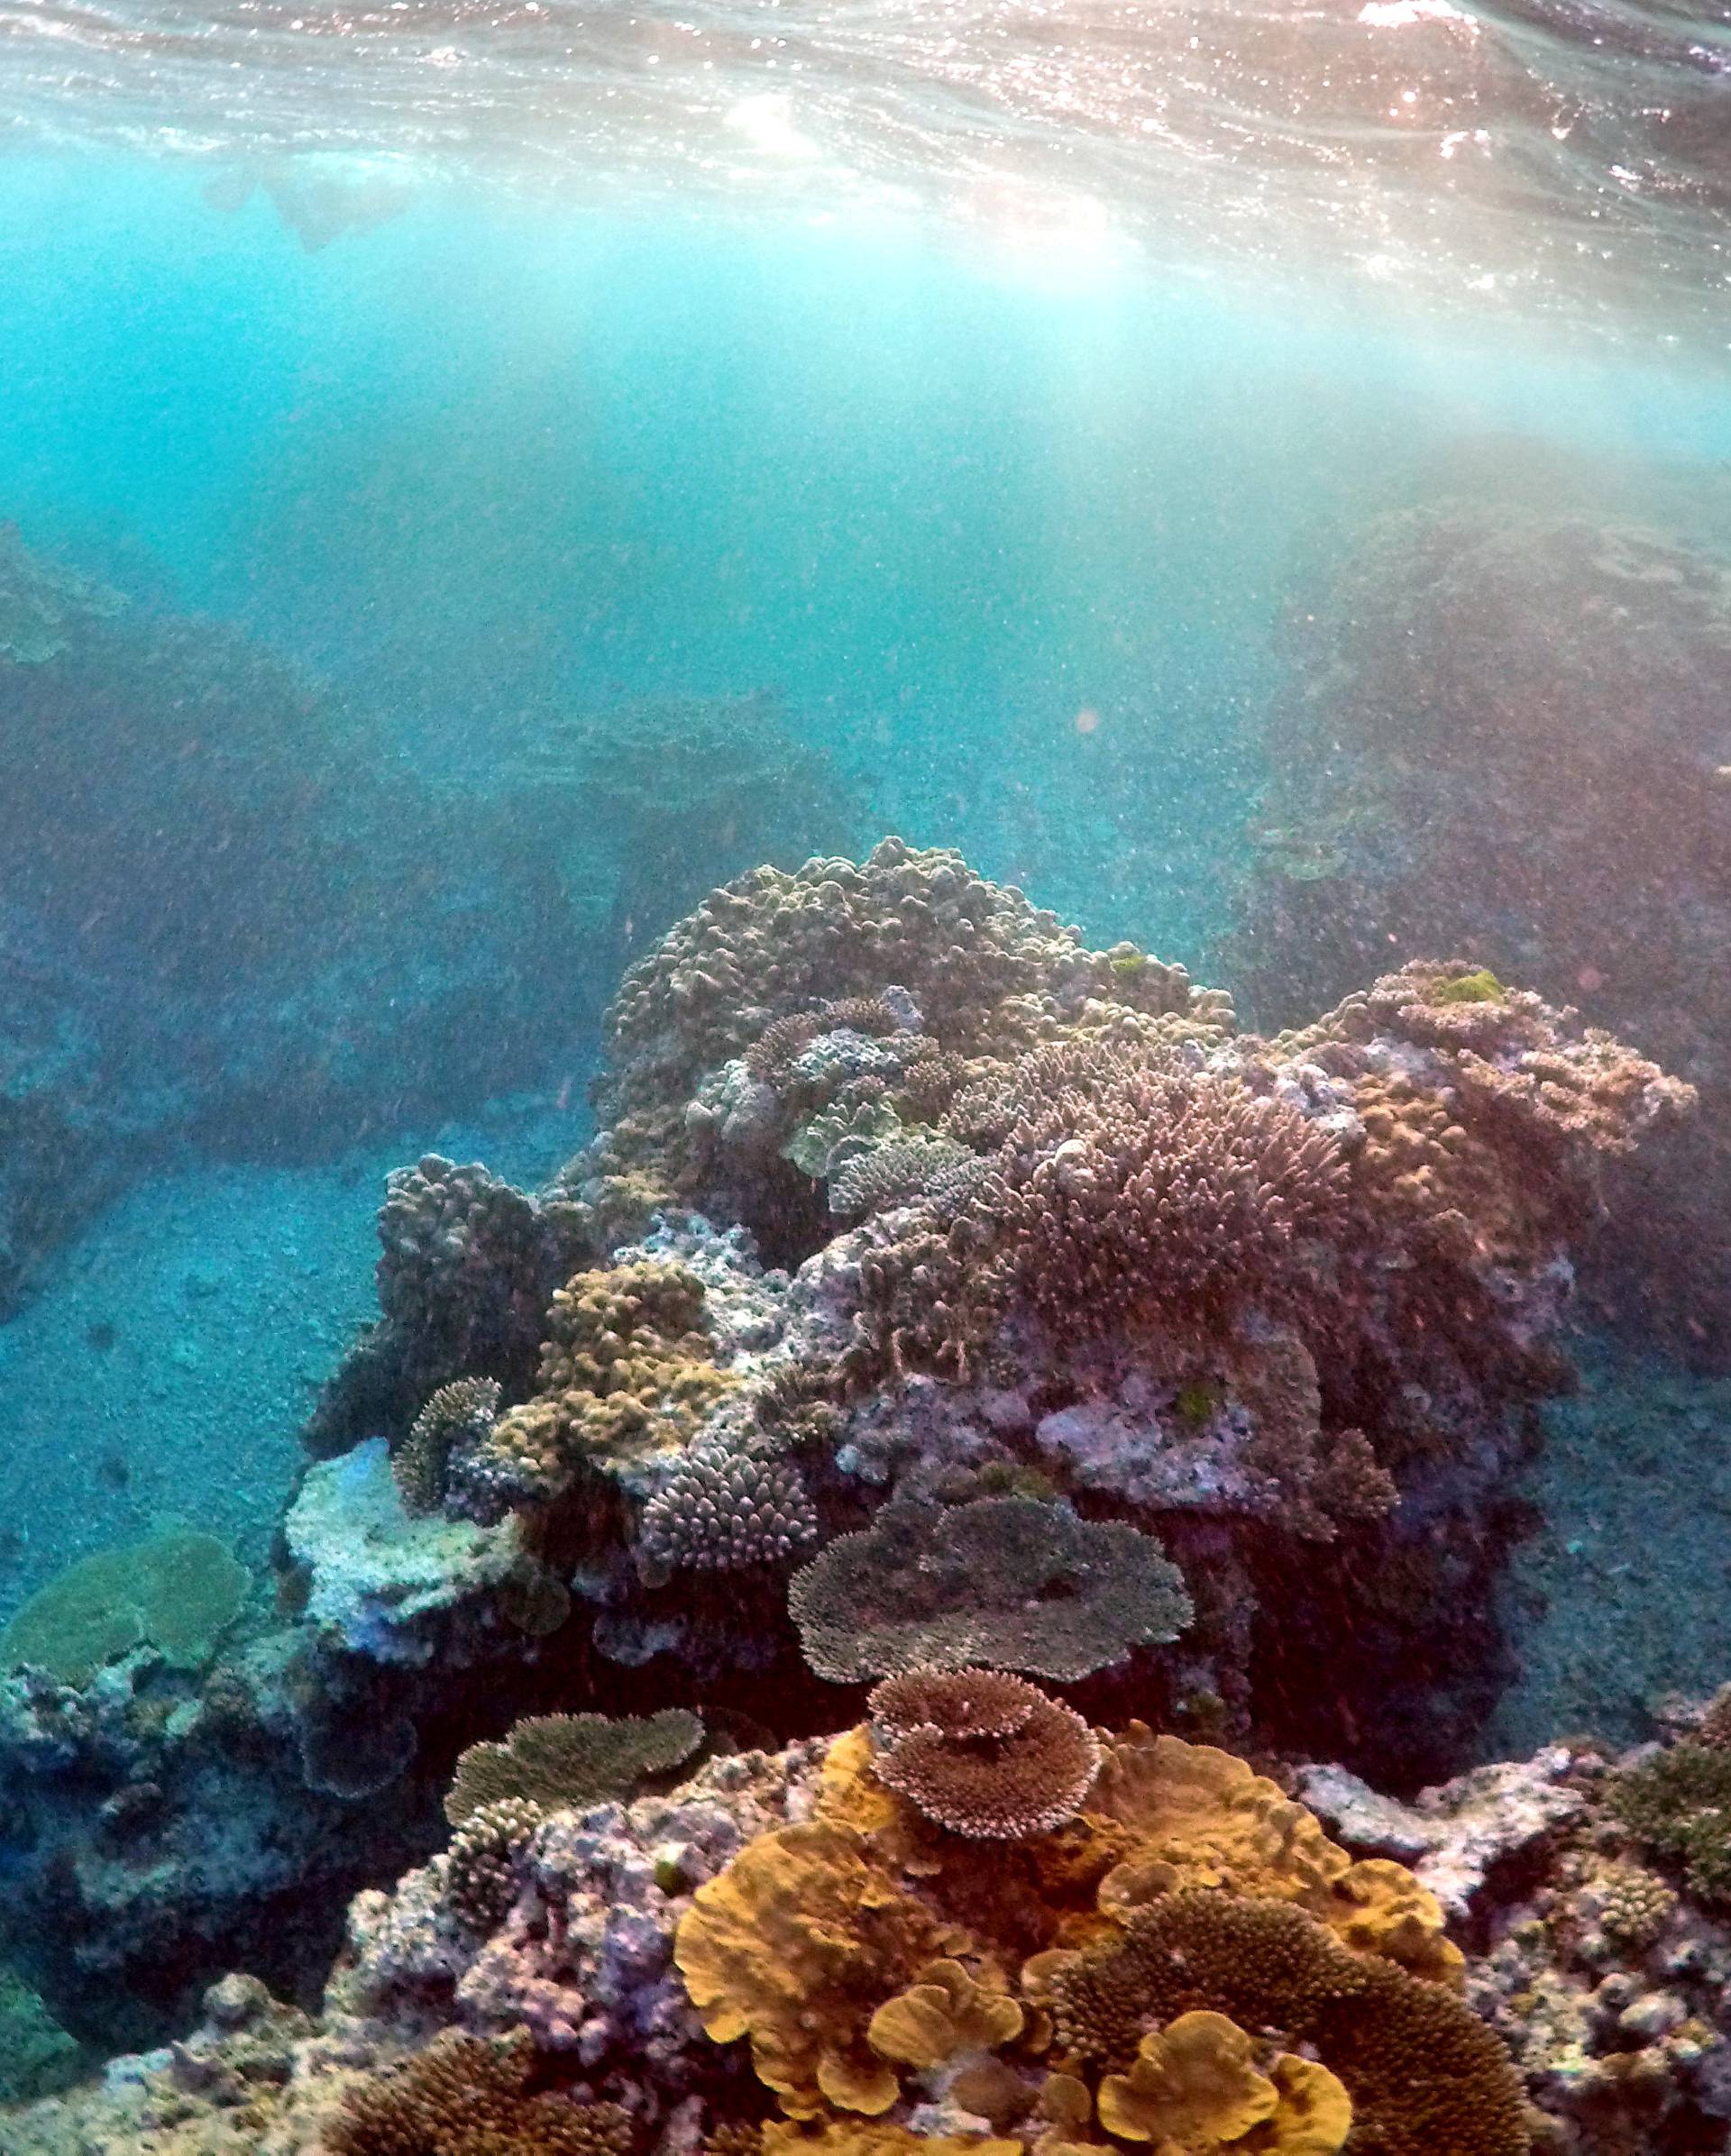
[444,1708,703,1827]
[456,1262,737,1516]
[394,1377,503,1517]
[967,1042,1348,1335]
[866,1668,1101,1841]
[326,2031,635,2156]
[639,1442,820,1576]
[788,1496,1192,1684]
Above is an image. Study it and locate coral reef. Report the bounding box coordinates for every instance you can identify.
[0,841,1688,2090]
[1224,500,1731,1366]
[286,844,1687,1792]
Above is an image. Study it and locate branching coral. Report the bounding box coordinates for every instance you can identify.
[788,1497,1192,1683]
[866,1669,1101,1840]
[967,1043,1348,1334]
[444,1797,545,1936]
[0,521,124,664]
[639,1443,820,1575]
[326,2032,634,2156]
[308,1156,592,1453]
[1607,1739,1731,1899]
[444,1709,703,1828]
[394,1377,503,1517]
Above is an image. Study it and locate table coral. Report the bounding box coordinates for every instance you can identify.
[0,1529,251,1687]
[445,1709,704,1825]
[787,1496,1193,1684]
[866,1670,1101,1841]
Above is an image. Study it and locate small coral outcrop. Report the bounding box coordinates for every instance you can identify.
[326,2032,634,2156]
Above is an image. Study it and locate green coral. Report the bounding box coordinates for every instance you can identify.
[1106,942,1148,976]
[0,1529,251,1686]
[1609,1741,1731,1898]
[1174,1379,1221,1429]
[783,1098,902,1180]
[1429,968,1505,1006]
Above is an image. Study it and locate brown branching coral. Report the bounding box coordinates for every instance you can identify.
[967,1043,1348,1334]
[866,1669,1102,1840]
[444,1709,703,1827]
[326,2033,634,2156]
[455,1262,737,1515]
[444,1796,545,1935]
[828,1136,989,1220]
[788,1496,1192,1684]
[393,1377,502,1517]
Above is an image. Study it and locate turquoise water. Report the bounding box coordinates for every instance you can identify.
[4,10,1731,2112]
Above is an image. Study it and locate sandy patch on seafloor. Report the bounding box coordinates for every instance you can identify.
[0,1105,578,1636]
[1487,1335,1731,1761]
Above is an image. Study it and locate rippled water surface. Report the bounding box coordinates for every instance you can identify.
[3,0,1730,333]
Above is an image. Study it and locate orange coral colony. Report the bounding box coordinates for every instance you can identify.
[675,1707,1527,2156]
